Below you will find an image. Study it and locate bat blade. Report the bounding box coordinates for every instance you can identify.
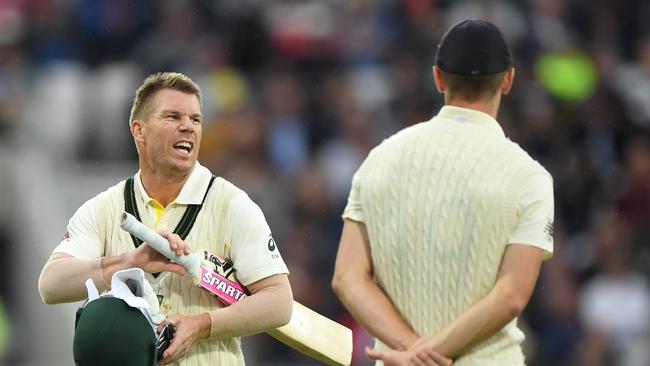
[267,301,353,366]
[120,212,352,365]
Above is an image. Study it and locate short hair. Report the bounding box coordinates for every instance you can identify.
[129,72,202,126]
[440,70,506,103]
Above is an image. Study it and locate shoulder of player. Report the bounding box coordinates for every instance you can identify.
[86,178,128,207]
[205,176,245,200]
[369,122,429,157]
[203,176,258,213]
[503,140,552,179]
[386,122,429,144]
[68,179,125,221]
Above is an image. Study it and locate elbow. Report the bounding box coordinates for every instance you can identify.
[331,276,340,296]
[274,282,294,327]
[281,285,294,327]
[331,271,347,298]
[278,299,293,327]
[38,259,72,305]
[503,293,528,319]
[40,292,58,305]
[331,264,353,296]
[270,290,293,328]
[332,268,364,299]
[38,271,59,305]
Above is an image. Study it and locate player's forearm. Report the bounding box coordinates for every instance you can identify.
[38,253,109,304]
[38,251,141,304]
[412,245,543,359]
[207,274,293,339]
[411,282,527,359]
[98,251,142,284]
[332,272,418,351]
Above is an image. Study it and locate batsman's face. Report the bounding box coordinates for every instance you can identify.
[135,89,203,177]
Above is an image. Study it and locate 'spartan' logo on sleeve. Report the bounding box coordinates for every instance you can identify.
[268,236,276,252]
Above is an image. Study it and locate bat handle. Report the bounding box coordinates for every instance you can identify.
[120,212,202,277]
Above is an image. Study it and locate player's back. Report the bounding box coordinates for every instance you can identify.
[357,106,547,365]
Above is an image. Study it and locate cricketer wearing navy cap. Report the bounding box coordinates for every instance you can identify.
[333,18,553,366]
[435,19,513,76]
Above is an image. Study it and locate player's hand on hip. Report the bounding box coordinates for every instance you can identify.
[157,313,211,365]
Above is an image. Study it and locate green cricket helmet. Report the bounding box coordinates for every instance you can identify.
[73,296,158,366]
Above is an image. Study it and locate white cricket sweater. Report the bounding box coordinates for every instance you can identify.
[344,106,552,365]
[98,176,244,366]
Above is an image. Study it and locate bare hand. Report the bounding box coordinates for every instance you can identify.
[157,313,211,365]
[409,349,453,366]
[366,346,409,365]
[127,231,191,276]
[366,346,453,366]
[158,230,191,257]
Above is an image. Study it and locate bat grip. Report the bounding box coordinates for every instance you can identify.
[120,212,202,277]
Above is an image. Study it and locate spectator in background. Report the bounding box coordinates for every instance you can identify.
[615,38,650,128]
[579,210,650,366]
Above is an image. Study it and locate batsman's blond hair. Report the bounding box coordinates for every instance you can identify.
[129,72,202,126]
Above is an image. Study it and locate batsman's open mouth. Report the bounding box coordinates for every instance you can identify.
[173,141,193,155]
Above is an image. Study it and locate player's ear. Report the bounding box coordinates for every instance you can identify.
[433,67,446,93]
[501,67,515,95]
[131,119,145,142]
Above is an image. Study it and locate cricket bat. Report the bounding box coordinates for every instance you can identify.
[120,212,352,366]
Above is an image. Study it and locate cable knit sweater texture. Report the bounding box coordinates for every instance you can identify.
[344,107,550,365]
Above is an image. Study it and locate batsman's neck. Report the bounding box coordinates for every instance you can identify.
[139,167,192,208]
[446,93,502,119]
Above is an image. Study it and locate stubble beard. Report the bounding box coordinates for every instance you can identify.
[145,149,194,181]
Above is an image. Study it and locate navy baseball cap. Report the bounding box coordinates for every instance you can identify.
[435,20,513,76]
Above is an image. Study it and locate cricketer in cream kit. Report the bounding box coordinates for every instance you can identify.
[343,106,554,365]
[54,162,289,365]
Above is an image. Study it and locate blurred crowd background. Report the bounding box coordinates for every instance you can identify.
[0,0,649,365]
